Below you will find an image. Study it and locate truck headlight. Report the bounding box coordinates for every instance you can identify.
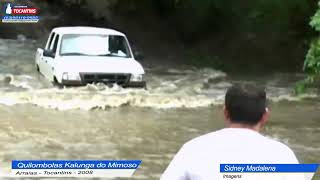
[62,72,81,81]
[130,74,144,82]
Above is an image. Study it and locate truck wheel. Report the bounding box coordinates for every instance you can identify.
[143,84,147,90]
[53,76,63,89]
[36,64,40,72]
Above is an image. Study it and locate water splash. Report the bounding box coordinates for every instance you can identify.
[0,38,318,110]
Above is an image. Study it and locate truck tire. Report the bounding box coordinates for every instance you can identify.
[53,76,63,89]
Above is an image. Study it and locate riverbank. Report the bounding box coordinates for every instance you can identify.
[0,0,318,72]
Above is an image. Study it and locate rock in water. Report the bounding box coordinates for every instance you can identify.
[3,76,12,84]
[17,34,27,42]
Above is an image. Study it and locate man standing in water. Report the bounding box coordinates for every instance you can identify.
[161,84,300,180]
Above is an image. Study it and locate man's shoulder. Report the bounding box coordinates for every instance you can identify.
[263,136,297,155]
[182,128,296,155]
[184,128,257,146]
[182,129,227,150]
[175,128,298,169]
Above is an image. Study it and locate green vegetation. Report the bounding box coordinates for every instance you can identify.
[296,2,320,94]
[35,0,318,72]
[63,0,315,41]
[186,51,227,71]
[138,0,314,41]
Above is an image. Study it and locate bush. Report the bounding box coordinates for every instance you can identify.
[310,5,320,31]
[186,50,227,71]
[304,39,320,75]
[296,2,320,93]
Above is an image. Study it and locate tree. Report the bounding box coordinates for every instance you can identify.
[296,1,320,94]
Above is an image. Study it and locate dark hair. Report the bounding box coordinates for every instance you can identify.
[225,84,266,125]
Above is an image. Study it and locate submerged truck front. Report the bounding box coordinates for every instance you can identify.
[35,27,146,88]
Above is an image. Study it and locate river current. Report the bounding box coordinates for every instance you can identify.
[0,38,319,179]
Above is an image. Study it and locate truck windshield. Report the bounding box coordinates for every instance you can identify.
[60,34,131,58]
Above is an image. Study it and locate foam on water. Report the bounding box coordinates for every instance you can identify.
[0,79,226,110]
[0,37,318,110]
[0,73,317,110]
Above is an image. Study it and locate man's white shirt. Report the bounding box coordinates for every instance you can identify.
[161,128,301,180]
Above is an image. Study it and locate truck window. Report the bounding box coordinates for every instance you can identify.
[51,35,60,53]
[109,35,130,57]
[46,32,55,50]
[60,34,131,58]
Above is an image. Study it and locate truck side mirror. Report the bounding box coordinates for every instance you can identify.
[43,49,55,58]
[134,51,144,60]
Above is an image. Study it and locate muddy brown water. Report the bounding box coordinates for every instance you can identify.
[0,38,319,179]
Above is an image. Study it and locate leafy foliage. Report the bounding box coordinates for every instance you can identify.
[163,0,312,40]
[80,0,313,41]
[304,39,320,75]
[187,51,226,71]
[296,2,320,93]
[310,6,320,31]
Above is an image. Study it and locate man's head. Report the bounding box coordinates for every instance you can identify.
[224,84,268,131]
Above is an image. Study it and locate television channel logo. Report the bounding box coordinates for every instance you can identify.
[1,2,39,23]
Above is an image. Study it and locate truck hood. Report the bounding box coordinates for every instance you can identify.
[55,56,145,74]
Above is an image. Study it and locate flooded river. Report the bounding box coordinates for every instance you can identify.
[0,38,319,179]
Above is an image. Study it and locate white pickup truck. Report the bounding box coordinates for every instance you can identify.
[35,26,146,88]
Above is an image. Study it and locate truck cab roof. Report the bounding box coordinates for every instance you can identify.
[51,26,125,36]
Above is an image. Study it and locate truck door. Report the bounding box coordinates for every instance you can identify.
[43,34,59,81]
[40,32,55,74]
